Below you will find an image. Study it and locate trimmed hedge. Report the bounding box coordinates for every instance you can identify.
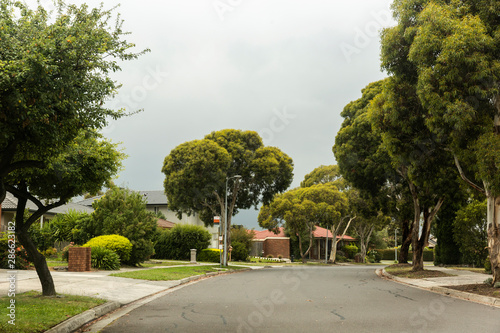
[198,249,221,263]
[231,241,249,261]
[83,234,132,262]
[154,224,211,260]
[376,248,434,262]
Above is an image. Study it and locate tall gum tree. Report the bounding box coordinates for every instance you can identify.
[404,0,500,282]
[333,80,414,264]
[162,129,294,265]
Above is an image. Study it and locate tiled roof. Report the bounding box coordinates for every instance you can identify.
[138,191,168,205]
[77,190,168,206]
[157,219,176,229]
[253,228,287,240]
[1,192,93,214]
[253,226,355,241]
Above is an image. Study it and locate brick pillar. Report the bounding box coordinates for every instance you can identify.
[68,247,91,272]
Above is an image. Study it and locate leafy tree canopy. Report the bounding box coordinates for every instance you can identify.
[162,129,294,225]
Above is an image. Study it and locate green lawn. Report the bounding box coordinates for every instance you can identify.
[110,265,244,281]
[385,264,456,278]
[0,291,106,333]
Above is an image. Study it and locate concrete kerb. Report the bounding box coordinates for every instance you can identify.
[377,268,500,308]
[46,267,254,333]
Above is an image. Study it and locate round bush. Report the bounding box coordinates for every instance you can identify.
[198,249,221,263]
[83,235,132,262]
[90,247,120,270]
[231,241,249,261]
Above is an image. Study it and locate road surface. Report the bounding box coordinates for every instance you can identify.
[99,265,500,332]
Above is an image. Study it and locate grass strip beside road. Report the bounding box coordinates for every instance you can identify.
[385,264,456,279]
[110,265,245,281]
[0,291,106,333]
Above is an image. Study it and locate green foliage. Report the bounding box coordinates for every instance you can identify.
[90,188,159,265]
[153,224,211,260]
[0,233,30,269]
[89,247,120,270]
[485,256,492,274]
[230,226,255,251]
[376,248,435,262]
[197,249,221,263]
[453,200,488,267]
[162,129,294,226]
[48,210,93,245]
[434,200,465,266]
[28,222,55,252]
[83,235,132,262]
[343,244,359,259]
[231,241,249,261]
[300,165,346,189]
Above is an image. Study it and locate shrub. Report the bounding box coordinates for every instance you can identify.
[28,222,55,252]
[90,188,159,265]
[48,210,93,245]
[198,248,221,263]
[0,233,31,269]
[485,256,492,274]
[154,224,211,260]
[343,244,359,259]
[90,247,120,270]
[42,247,58,258]
[61,243,76,261]
[231,241,249,261]
[83,235,132,262]
[267,254,274,259]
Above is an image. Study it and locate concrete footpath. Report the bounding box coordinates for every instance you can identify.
[0,264,257,333]
[378,266,500,308]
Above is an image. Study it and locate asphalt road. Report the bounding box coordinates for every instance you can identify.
[99,266,500,333]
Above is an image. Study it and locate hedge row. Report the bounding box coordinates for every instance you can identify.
[376,248,434,262]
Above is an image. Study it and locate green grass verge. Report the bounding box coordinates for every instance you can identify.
[0,291,106,333]
[139,260,192,268]
[110,265,245,281]
[385,264,456,279]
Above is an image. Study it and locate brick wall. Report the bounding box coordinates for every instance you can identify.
[68,247,91,272]
[263,238,290,259]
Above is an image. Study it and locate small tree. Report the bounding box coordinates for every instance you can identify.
[454,200,488,267]
[90,188,158,265]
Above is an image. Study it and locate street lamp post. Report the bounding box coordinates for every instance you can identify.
[224,175,241,267]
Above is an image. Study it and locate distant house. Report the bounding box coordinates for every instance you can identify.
[0,191,93,233]
[78,190,219,248]
[251,226,356,260]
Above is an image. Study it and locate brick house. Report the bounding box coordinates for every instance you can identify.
[251,226,356,260]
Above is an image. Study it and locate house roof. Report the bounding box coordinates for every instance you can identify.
[157,219,176,229]
[253,228,287,240]
[77,190,168,207]
[253,226,355,241]
[1,192,93,215]
[138,191,168,205]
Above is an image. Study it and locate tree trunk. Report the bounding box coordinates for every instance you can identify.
[486,195,500,284]
[17,230,56,296]
[412,199,444,272]
[399,219,412,264]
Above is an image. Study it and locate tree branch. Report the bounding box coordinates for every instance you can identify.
[453,155,485,194]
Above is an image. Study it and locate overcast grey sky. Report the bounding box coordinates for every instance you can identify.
[30,0,395,229]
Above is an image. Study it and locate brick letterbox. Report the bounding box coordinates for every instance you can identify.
[68,247,91,272]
